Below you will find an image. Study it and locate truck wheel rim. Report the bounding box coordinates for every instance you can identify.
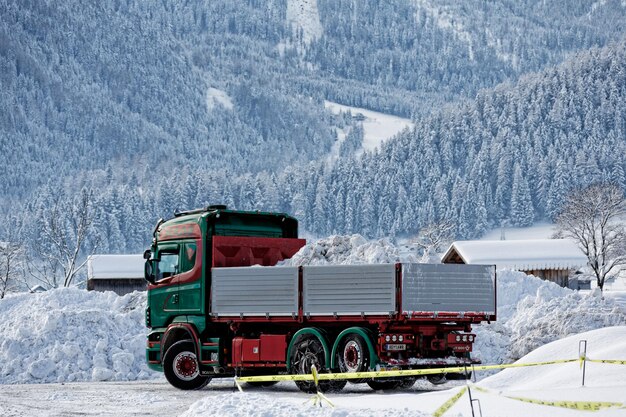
[343,340,362,372]
[173,351,199,381]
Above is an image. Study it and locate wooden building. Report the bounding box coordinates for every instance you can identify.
[441,239,587,288]
[87,254,146,295]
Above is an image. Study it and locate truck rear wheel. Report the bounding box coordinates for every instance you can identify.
[163,340,211,390]
[337,334,370,383]
[290,335,346,393]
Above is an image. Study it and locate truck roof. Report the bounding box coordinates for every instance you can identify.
[156,206,299,240]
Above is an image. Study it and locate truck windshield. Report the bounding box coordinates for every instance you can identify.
[156,252,179,281]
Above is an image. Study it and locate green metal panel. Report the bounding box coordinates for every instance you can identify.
[330,327,378,369]
[182,315,207,335]
[206,210,298,238]
[148,283,179,329]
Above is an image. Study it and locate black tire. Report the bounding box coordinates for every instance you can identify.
[246,381,279,387]
[367,379,401,391]
[337,334,370,383]
[398,377,417,389]
[163,340,211,390]
[289,335,347,393]
[427,374,447,385]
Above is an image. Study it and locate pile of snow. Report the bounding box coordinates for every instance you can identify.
[472,270,626,368]
[482,326,626,392]
[279,234,418,266]
[0,288,155,384]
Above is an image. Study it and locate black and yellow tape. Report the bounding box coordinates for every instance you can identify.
[432,387,467,417]
[587,359,626,365]
[236,358,578,383]
[471,385,624,412]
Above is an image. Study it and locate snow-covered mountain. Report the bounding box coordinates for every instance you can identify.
[2,1,626,252]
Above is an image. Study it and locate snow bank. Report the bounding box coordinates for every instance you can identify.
[0,288,155,384]
[279,234,418,266]
[472,270,626,368]
[481,326,626,391]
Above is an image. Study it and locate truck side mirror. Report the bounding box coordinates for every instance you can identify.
[144,260,156,284]
[143,249,152,260]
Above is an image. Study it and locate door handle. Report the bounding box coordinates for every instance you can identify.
[172,294,179,304]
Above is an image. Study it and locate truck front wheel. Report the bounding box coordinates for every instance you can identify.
[163,340,211,390]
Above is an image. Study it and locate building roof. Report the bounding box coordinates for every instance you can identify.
[441,239,587,271]
[87,254,144,280]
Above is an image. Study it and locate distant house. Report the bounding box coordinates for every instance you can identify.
[87,254,146,295]
[441,239,587,288]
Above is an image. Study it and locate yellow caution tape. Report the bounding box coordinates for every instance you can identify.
[587,359,626,365]
[432,387,467,417]
[236,358,578,383]
[505,396,623,411]
[472,384,624,411]
[311,364,319,387]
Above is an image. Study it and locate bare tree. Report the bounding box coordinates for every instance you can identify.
[0,214,26,298]
[556,184,626,292]
[0,241,23,298]
[414,220,456,263]
[28,188,99,288]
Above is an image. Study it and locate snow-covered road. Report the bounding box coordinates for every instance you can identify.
[0,378,455,417]
[0,379,208,417]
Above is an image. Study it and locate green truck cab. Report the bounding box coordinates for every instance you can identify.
[143,205,303,389]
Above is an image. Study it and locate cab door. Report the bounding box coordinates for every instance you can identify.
[177,240,203,315]
[148,243,181,327]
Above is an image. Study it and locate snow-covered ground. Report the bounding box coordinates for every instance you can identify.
[324,101,415,155]
[2,235,625,415]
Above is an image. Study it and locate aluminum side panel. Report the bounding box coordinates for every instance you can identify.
[402,263,496,314]
[210,267,298,316]
[303,264,396,315]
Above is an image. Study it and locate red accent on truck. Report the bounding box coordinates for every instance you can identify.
[212,236,306,267]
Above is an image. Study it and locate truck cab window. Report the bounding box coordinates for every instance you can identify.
[156,251,179,281]
[181,243,197,274]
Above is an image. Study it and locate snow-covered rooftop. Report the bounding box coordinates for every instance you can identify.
[442,239,587,271]
[87,254,144,280]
